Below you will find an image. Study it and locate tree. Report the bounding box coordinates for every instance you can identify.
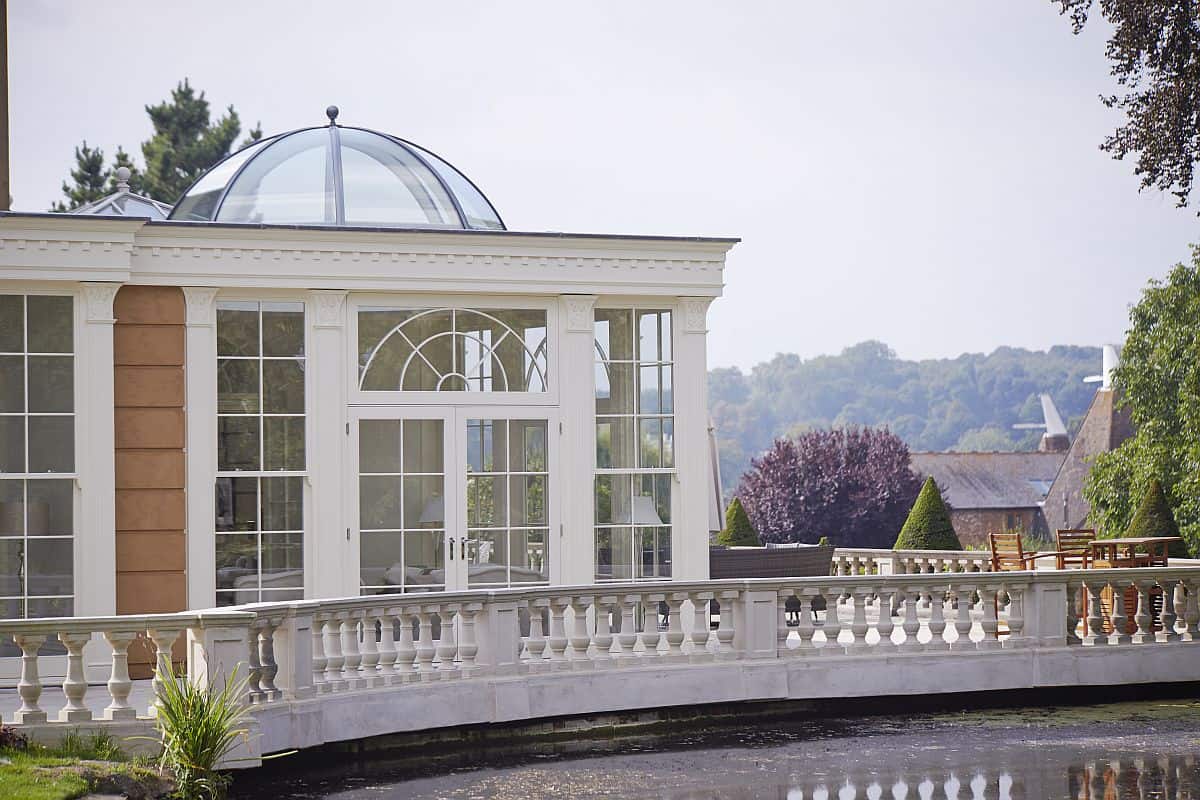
[894,477,962,551]
[1122,478,1187,559]
[736,427,922,548]
[1085,249,1200,555]
[717,497,760,547]
[49,141,108,212]
[1053,1,1200,209]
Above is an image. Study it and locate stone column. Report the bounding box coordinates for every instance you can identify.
[673,297,714,580]
[558,295,597,585]
[182,287,218,610]
[310,291,350,598]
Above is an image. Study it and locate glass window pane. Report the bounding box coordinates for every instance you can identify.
[512,529,548,583]
[595,527,632,581]
[266,423,304,474]
[218,129,334,225]
[28,597,72,620]
[262,476,303,531]
[358,308,409,390]
[403,531,444,584]
[511,420,546,473]
[0,417,23,473]
[510,475,546,526]
[27,416,73,473]
[0,538,21,596]
[340,132,460,228]
[639,418,663,469]
[637,311,661,362]
[26,356,72,413]
[596,362,634,415]
[662,418,674,469]
[639,365,661,414]
[172,138,272,222]
[360,530,402,589]
[261,532,304,589]
[218,416,260,471]
[26,538,72,596]
[359,420,401,473]
[217,304,260,357]
[360,476,401,530]
[215,477,257,532]
[263,360,304,414]
[404,476,444,529]
[27,480,72,536]
[596,417,635,470]
[659,311,672,361]
[467,475,504,527]
[402,419,444,473]
[262,303,305,357]
[594,309,634,361]
[657,528,672,578]
[408,142,505,230]
[0,480,22,535]
[466,419,498,473]
[26,296,73,353]
[0,296,23,352]
[217,359,260,413]
[634,477,669,526]
[595,474,632,525]
[216,533,258,593]
[467,530,507,586]
[0,356,24,412]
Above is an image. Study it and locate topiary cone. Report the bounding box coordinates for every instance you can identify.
[1125,478,1189,559]
[893,476,961,550]
[717,497,761,547]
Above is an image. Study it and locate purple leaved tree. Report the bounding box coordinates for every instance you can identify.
[736,427,922,548]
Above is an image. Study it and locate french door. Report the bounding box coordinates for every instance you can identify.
[353,406,554,594]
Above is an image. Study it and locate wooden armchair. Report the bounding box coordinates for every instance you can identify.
[988,532,1041,572]
[1055,528,1095,570]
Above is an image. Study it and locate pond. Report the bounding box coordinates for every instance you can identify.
[232,697,1200,799]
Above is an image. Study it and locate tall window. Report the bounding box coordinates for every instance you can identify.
[358,307,547,392]
[594,309,673,581]
[215,301,305,606]
[0,294,75,619]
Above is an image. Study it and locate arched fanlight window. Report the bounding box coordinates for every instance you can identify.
[359,308,548,392]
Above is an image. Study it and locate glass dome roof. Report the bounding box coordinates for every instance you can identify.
[170,111,505,231]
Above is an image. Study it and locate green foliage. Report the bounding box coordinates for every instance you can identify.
[1085,251,1200,556]
[894,477,962,551]
[49,142,108,212]
[1122,479,1188,559]
[153,664,251,800]
[717,497,760,546]
[710,342,1101,497]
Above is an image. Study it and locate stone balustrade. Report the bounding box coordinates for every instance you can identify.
[4,565,1200,765]
[831,547,993,576]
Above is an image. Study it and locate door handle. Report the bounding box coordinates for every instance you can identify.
[449,538,455,561]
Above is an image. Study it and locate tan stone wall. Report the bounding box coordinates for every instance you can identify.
[113,287,187,674]
[949,508,1039,549]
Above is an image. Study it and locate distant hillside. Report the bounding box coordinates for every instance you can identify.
[710,341,1101,496]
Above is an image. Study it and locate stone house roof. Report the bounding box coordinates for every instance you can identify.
[910,451,1067,510]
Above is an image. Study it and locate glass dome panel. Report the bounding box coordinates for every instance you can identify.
[339,129,461,228]
[216,129,335,224]
[171,137,273,222]
[407,143,504,230]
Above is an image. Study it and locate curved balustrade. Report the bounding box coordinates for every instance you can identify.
[832,547,993,576]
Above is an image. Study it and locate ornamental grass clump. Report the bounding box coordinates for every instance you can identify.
[893,477,962,551]
[152,664,251,800]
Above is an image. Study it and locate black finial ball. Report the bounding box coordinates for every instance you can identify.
[326,105,339,124]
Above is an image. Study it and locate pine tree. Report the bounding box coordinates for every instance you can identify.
[49,141,109,211]
[107,147,144,194]
[893,477,962,550]
[140,79,246,204]
[1123,479,1189,558]
[717,497,760,547]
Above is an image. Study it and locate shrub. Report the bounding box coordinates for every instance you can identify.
[893,477,962,551]
[717,497,760,547]
[1124,478,1189,559]
[0,724,29,752]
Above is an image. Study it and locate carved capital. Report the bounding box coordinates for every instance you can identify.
[181,287,219,327]
[311,291,348,328]
[680,297,712,334]
[562,295,597,333]
[80,282,120,324]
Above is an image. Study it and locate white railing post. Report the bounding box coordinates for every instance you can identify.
[665,593,687,661]
[977,585,1001,651]
[436,606,460,680]
[459,602,481,677]
[258,617,281,700]
[151,626,187,716]
[1108,580,1132,646]
[617,595,639,665]
[360,613,382,687]
[690,592,714,663]
[1003,584,1027,648]
[950,587,974,651]
[377,611,399,684]
[640,593,665,658]
[847,587,870,654]
[925,588,949,652]
[311,614,328,693]
[102,630,139,720]
[272,605,315,701]
[185,617,250,698]
[594,596,616,667]
[822,587,845,655]
[569,595,594,668]
[475,598,521,676]
[874,588,896,651]
[415,610,437,681]
[1132,581,1155,645]
[1159,579,1182,643]
[57,630,92,721]
[13,633,47,723]
[548,597,571,668]
[522,599,548,672]
[323,615,348,690]
[716,590,738,660]
[733,587,777,660]
[776,589,791,656]
[899,588,921,652]
[393,607,418,682]
[341,613,365,689]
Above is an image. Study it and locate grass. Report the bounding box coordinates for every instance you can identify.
[0,729,167,800]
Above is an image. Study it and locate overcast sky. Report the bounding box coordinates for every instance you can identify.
[10,2,1199,370]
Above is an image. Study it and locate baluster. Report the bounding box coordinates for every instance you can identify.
[593,596,615,667]
[617,595,639,665]
[874,587,896,650]
[547,597,570,668]
[342,614,365,688]
[148,627,183,716]
[640,594,664,657]
[1182,580,1200,642]
[1130,581,1155,644]
[793,590,817,653]
[436,607,460,679]
[415,610,437,681]
[359,614,382,687]
[1004,585,1026,648]
[665,593,687,660]
[102,630,138,720]
[323,616,346,690]
[1158,579,1181,643]
[525,600,549,671]
[569,596,594,668]
[1083,581,1107,646]
[459,603,481,677]
[259,618,281,700]
[777,589,792,656]
[1108,580,1132,645]
[925,588,949,651]
[847,587,869,653]
[690,593,713,662]
[395,609,418,682]
[821,588,845,654]
[311,616,329,692]
[246,626,264,702]
[57,630,92,721]
[977,585,1001,650]
[1066,583,1083,644]
[715,591,737,660]
[378,611,399,684]
[13,633,47,723]
[899,588,921,652]
[950,587,974,650]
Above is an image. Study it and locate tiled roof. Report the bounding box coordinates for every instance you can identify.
[910,451,1066,510]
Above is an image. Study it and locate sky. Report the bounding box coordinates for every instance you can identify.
[9,2,1199,371]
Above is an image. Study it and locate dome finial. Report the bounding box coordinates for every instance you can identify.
[325,105,339,125]
[114,166,132,192]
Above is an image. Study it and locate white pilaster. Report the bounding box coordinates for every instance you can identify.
[183,287,219,610]
[75,282,120,617]
[310,291,350,599]
[558,295,597,585]
[673,297,713,581]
